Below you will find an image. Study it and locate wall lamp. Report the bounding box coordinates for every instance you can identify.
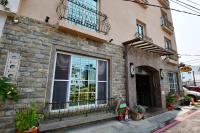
[130,63,135,78]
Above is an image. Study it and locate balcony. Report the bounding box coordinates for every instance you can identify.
[135,0,149,8]
[0,0,21,14]
[161,16,174,34]
[56,0,111,42]
[166,48,179,65]
[158,0,170,8]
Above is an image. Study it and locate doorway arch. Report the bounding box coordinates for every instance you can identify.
[135,65,162,107]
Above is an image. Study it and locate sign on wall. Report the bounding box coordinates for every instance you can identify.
[180,66,192,72]
[4,52,20,82]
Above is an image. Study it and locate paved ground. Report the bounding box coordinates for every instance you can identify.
[164,111,200,133]
[56,107,195,133]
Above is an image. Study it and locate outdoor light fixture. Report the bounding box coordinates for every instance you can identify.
[160,69,164,80]
[13,17,19,24]
[109,38,113,43]
[45,16,50,23]
[130,63,135,78]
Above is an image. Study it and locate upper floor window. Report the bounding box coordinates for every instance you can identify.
[136,21,146,38]
[67,0,98,31]
[164,37,172,50]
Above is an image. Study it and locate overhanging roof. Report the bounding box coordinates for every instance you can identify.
[123,38,174,56]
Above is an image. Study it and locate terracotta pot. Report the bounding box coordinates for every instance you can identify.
[167,104,175,111]
[131,112,144,121]
[116,115,124,121]
[17,127,38,133]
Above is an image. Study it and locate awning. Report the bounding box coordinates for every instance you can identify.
[123,38,174,56]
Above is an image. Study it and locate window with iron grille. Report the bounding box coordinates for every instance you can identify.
[168,72,178,92]
[51,52,108,110]
[67,0,98,31]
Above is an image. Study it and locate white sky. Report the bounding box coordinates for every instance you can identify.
[170,0,200,66]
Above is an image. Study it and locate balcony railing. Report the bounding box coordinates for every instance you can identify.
[166,48,179,61]
[56,0,111,35]
[135,32,153,43]
[161,16,174,33]
[158,0,169,8]
[42,98,115,121]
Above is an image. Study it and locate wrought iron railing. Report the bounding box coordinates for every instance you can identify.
[42,98,116,121]
[135,32,153,43]
[56,0,111,34]
[161,16,174,32]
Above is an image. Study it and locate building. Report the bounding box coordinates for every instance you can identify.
[182,66,200,86]
[0,0,182,132]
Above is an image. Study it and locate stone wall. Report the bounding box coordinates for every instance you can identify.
[0,17,126,132]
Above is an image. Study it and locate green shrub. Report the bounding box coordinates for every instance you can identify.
[183,95,192,103]
[166,94,176,106]
[16,104,44,132]
[131,105,145,114]
[0,77,19,102]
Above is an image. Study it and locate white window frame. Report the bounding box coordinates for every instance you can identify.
[50,51,109,112]
[168,72,178,92]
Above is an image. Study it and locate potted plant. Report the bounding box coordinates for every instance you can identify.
[166,94,176,111]
[16,104,44,133]
[183,96,192,106]
[116,108,124,121]
[131,105,145,121]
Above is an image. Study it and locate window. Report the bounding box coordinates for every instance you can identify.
[164,37,172,50]
[168,72,178,92]
[67,0,98,31]
[136,21,146,38]
[51,52,108,110]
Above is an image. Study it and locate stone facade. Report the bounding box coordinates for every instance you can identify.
[0,17,125,132]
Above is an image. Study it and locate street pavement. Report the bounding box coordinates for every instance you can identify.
[164,110,200,133]
[57,107,196,133]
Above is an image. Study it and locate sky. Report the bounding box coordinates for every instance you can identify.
[170,0,200,66]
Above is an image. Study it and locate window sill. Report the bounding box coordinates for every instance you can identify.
[166,58,179,65]
[58,20,108,43]
[161,25,174,35]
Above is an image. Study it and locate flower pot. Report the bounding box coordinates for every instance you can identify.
[116,115,124,121]
[131,112,144,121]
[167,104,175,111]
[17,127,38,133]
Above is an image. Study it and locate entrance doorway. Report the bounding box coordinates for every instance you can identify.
[136,66,162,108]
[136,74,151,106]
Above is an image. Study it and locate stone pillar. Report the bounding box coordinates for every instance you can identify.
[124,45,137,109]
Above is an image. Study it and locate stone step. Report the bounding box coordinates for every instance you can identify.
[39,112,116,132]
[0,128,15,133]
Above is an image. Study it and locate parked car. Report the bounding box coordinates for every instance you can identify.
[184,86,200,93]
[183,87,200,101]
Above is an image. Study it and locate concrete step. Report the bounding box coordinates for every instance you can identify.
[39,112,116,132]
[0,116,15,128]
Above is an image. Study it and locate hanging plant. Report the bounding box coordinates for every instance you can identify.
[0,77,19,102]
[0,0,8,7]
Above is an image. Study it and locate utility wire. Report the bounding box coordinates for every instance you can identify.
[179,54,200,56]
[185,0,200,7]
[123,0,200,16]
[169,0,200,14]
[173,0,200,12]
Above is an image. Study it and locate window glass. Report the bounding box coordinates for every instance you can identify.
[52,52,108,110]
[98,60,107,81]
[55,54,71,80]
[67,0,98,31]
[168,73,178,92]
[52,81,68,109]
